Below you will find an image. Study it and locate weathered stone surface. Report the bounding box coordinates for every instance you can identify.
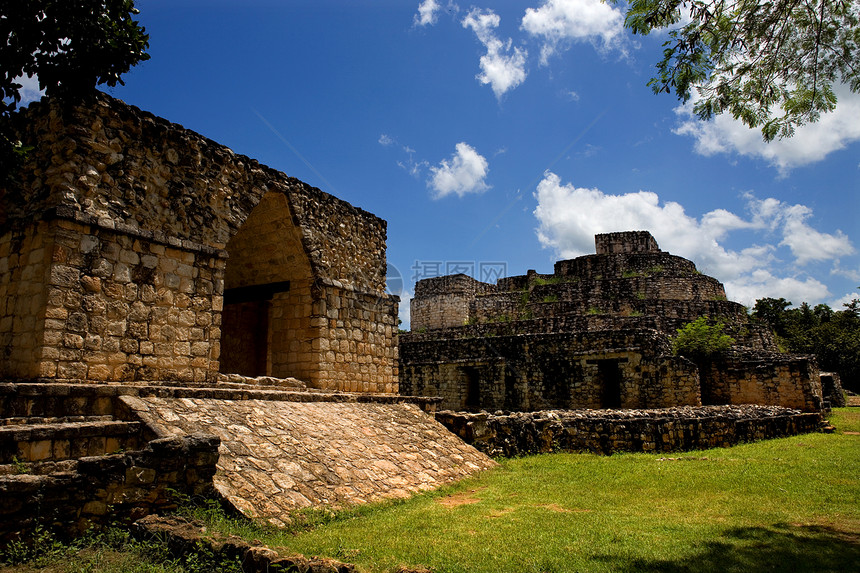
[437,405,825,457]
[1,93,398,392]
[0,433,219,542]
[401,231,823,413]
[123,397,496,525]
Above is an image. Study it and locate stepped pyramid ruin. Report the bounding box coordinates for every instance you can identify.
[400,231,823,412]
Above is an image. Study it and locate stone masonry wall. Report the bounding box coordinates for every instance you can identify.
[0,433,219,542]
[313,281,399,393]
[595,231,660,255]
[411,274,497,331]
[2,94,398,391]
[700,353,823,411]
[400,330,700,411]
[5,94,389,293]
[436,405,823,457]
[1,215,225,382]
[0,223,51,379]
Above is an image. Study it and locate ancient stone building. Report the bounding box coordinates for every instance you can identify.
[400,231,823,412]
[0,93,398,392]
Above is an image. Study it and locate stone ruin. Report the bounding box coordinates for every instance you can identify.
[0,95,829,545]
[0,94,495,539]
[0,93,398,392]
[400,231,824,413]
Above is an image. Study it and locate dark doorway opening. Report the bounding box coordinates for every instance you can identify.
[462,366,481,410]
[220,300,270,377]
[597,360,624,409]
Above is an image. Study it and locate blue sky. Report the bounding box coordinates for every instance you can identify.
[21,0,860,327]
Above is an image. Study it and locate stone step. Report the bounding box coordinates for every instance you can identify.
[0,419,144,464]
[1,415,114,426]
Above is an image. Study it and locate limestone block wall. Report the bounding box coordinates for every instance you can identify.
[595,231,660,255]
[6,94,389,294]
[0,223,51,379]
[400,329,699,411]
[411,274,496,331]
[554,252,696,280]
[0,434,219,541]
[436,405,823,457]
[700,353,823,412]
[1,215,225,383]
[3,94,398,391]
[312,281,399,393]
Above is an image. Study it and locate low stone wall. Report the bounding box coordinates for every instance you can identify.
[435,405,823,457]
[0,433,219,543]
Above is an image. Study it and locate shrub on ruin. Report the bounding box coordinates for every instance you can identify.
[672,317,735,361]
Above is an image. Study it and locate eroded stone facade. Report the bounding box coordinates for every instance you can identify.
[1,94,398,392]
[401,232,823,412]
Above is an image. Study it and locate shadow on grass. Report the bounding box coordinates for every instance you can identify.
[595,523,859,573]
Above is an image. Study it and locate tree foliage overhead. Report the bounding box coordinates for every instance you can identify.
[619,0,860,141]
[1,0,149,178]
[752,292,860,390]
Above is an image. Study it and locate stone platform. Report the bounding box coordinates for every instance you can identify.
[0,382,496,527]
[123,396,496,525]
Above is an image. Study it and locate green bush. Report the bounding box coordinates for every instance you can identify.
[672,317,735,360]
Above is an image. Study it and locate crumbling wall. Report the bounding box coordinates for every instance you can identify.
[411,274,496,331]
[595,230,660,254]
[2,94,397,392]
[400,329,700,411]
[0,434,219,542]
[699,353,823,412]
[436,405,823,457]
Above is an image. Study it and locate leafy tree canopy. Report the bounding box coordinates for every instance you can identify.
[672,316,736,361]
[617,0,860,141]
[1,0,149,177]
[752,291,860,390]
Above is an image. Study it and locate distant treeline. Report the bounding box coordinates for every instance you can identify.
[752,292,860,391]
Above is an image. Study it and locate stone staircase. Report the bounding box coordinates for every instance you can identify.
[0,416,144,473]
[0,379,495,537]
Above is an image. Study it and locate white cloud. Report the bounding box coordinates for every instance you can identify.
[462,8,528,98]
[778,204,854,264]
[378,133,394,146]
[674,85,860,174]
[521,0,627,64]
[429,142,490,198]
[832,290,860,310]
[532,171,855,306]
[725,271,832,308]
[414,0,441,27]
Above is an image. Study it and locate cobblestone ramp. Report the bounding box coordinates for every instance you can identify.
[121,397,496,525]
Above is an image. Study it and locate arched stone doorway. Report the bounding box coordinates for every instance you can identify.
[219,192,314,380]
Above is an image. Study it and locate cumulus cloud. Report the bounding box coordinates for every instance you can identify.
[533,171,855,305]
[414,0,442,27]
[521,0,628,64]
[429,142,490,198]
[674,85,860,174]
[725,271,832,308]
[462,8,528,98]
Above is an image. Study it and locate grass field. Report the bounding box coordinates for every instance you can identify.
[3,409,859,572]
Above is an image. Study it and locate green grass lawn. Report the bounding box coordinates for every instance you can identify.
[3,409,858,572]
[263,408,860,573]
